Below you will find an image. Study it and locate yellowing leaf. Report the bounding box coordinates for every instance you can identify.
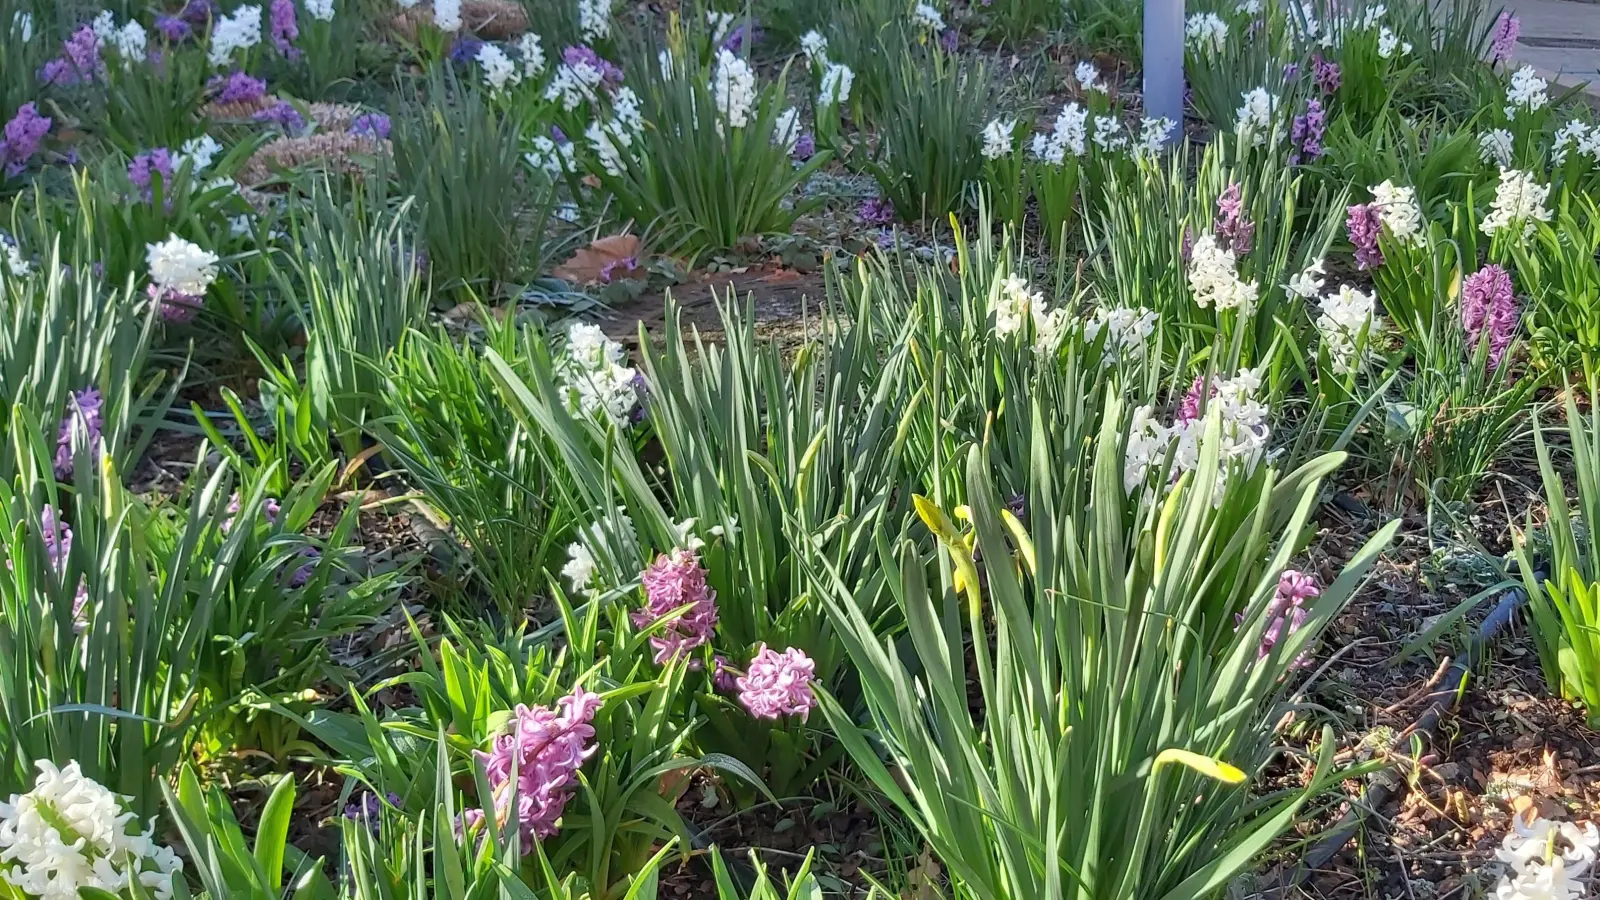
[1153,749,1247,784]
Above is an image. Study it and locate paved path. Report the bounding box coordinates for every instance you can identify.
[1498,0,1600,106]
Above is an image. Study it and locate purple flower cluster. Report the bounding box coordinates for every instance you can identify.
[632,549,718,665]
[270,0,300,58]
[1345,202,1385,270]
[181,0,218,26]
[152,284,204,322]
[1489,12,1520,64]
[1,103,51,178]
[449,36,485,64]
[1177,374,1210,423]
[597,255,639,284]
[40,25,103,87]
[254,99,307,133]
[33,505,89,627]
[859,196,895,225]
[721,20,761,53]
[1289,98,1326,165]
[1213,183,1254,255]
[54,388,103,479]
[154,14,193,43]
[563,45,624,88]
[469,688,603,847]
[209,71,269,105]
[348,112,391,140]
[222,493,283,533]
[735,645,818,721]
[1311,54,1341,95]
[1253,569,1318,667]
[128,148,176,202]
[792,131,815,162]
[1461,263,1519,368]
[343,790,401,826]
[939,28,959,52]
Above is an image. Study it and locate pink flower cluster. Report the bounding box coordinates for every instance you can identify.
[632,550,718,665]
[1177,374,1211,424]
[1461,263,1519,369]
[2,103,51,178]
[221,493,283,533]
[735,645,818,721]
[1489,12,1520,64]
[1345,202,1385,270]
[1253,569,1319,667]
[469,688,603,848]
[54,388,103,479]
[1214,183,1254,255]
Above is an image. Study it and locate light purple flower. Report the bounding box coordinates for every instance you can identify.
[632,549,718,665]
[735,644,817,720]
[222,493,283,533]
[470,688,603,847]
[54,388,103,479]
[1,103,52,178]
[1289,98,1326,164]
[712,655,738,693]
[1242,569,1319,667]
[149,283,205,323]
[181,0,218,26]
[448,35,484,64]
[155,15,193,42]
[859,196,895,225]
[721,20,761,53]
[792,131,815,161]
[348,112,391,140]
[1462,263,1518,368]
[1489,12,1519,64]
[1312,54,1341,95]
[1214,183,1254,255]
[209,70,269,104]
[270,0,300,58]
[939,28,959,52]
[562,45,623,87]
[40,25,103,86]
[1346,203,1384,270]
[254,99,306,133]
[1177,374,1209,424]
[128,148,175,202]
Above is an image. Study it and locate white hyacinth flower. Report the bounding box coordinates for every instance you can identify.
[1185,12,1228,55]
[980,118,1016,159]
[1369,179,1425,246]
[518,32,546,77]
[1479,128,1515,167]
[1481,167,1552,238]
[1075,60,1104,93]
[992,275,1040,337]
[913,2,945,31]
[800,30,828,67]
[1032,102,1088,163]
[562,323,639,425]
[207,5,262,66]
[432,0,461,31]
[1493,815,1600,900]
[175,134,223,173]
[818,62,853,106]
[476,43,520,92]
[1505,65,1549,119]
[710,48,757,133]
[1315,284,1381,374]
[1234,87,1278,146]
[305,0,336,21]
[1284,258,1327,299]
[773,107,801,150]
[578,0,612,42]
[1187,233,1259,313]
[146,235,220,298]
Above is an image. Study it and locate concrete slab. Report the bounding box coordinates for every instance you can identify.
[1498,0,1600,107]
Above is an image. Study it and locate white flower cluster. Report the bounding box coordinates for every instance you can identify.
[1370,179,1425,246]
[1505,65,1549,119]
[578,0,612,42]
[913,2,945,31]
[174,134,223,173]
[146,235,220,298]
[477,43,519,92]
[546,55,606,110]
[0,760,183,900]
[773,107,801,150]
[93,11,147,62]
[980,118,1016,160]
[1376,25,1411,58]
[1031,103,1088,163]
[1284,257,1326,300]
[706,10,736,42]
[1479,128,1514,167]
[1085,305,1158,361]
[1316,284,1381,374]
[711,48,757,133]
[586,117,635,176]
[1136,116,1177,156]
[1234,87,1278,146]
[515,33,545,78]
[1126,367,1271,502]
[525,135,575,176]
[1493,815,1599,900]
[11,10,32,41]
[433,0,461,31]
[1075,60,1104,93]
[799,30,828,67]
[818,62,853,106]
[1185,12,1228,55]
[1187,233,1260,313]
[992,275,1040,337]
[305,0,336,22]
[1481,167,1552,238]
[1358,3,1386,29]
[1092,115,1128,151]
[1553,120,1600,166]
[563,323,639,425]
[208,5,262,66]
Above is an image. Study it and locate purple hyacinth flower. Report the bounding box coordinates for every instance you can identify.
[1461,263,1519,368]
[449,36,484,64]
[792,130,815,161]
[348,112,391,140]
[254,99,306,133]
[940,28,959,52]
[1,103,52,177]
[631,549,719,666]
[1214,182,1254,255]
[859,196,895,225]
[270,0,300,58]
[155,14,193,42]
[128,148,176,203]
[736,645,818,720]
[54,388,103,479]
[1312,54,1341,95]
[209,70,269,104]
[1346,203,1384,270]
[181,0,218,26]
[1289,97,1326,164]
[1488,12,1519,64]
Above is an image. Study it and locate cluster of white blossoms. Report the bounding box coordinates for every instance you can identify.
[1136,116,1177,156]
[578,0,612,42]
[477,43,520,92]
[705,10,736,42]
[1185,12,1228,55]
[1370,179,1425,246]
[208,4,262,66]
[1284,257,1327,300]
[1357,3,1387,29]
[1092,115,1127,152]
[1075,60,1104,93]
[1085,305,1159,362]
[1479,128,1515,167]
[1505,65,1549,119]
[432,0,460,31]
[146,235,220,299]
[175,134,223,173]
[1125,367,1272,503]
[563,323,639,426]
[1031,103,1088,163]
[1481,167,1553,238]
[517,33,546,78]
[0,761,183,900]
[93,11,147,63]
[1315,284,1382,374]
[525,135,576,176]
[818,62,853,107]
[585,89,643,177]
[773,107,801,151]
[799,30,828,67]
[1375,25,1411,58]
[980,118,1016,160]
[992,275,1042,337]
[710,48,757,133]
[1234,88,1278,146]
[1493,815,1599,900]
[2,237,30,281]
[305,0,335,22]
[913,2,945,31]
[1552,119,1600,166]
[1187,234,1260,313]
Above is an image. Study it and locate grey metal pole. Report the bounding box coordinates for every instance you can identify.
[1143,0,1185,140]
